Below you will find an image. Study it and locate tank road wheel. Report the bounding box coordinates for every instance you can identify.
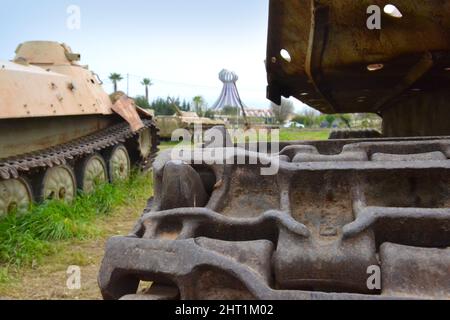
[39,165,77,203]
[106,144,131,183]
[138,128,152,159]
[76,154,108,194]
[0,178,33,217]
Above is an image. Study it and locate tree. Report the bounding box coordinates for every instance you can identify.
[134,96,150,109]
[222,106,240,116]
[181,99,191,112]
[338,114,352,128]
[150,96,181,116]
[203,109,216,119]
[292,115,306,126]
[141,78,153,102]
[192,96,206,116]
[295,108,320,128]
[109,73,123,92]
[271,98,294,124]
[325,115,337,127]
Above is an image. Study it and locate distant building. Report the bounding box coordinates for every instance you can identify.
[245,109,274,118]
[246,108,275,124]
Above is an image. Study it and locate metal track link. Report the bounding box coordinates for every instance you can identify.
[0,119,160,180]
[99,135,450,300]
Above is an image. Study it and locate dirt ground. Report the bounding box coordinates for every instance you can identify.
[0,206,143,300]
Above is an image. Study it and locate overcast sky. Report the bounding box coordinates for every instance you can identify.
[0,0,309,111]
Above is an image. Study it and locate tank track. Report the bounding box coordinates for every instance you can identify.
[329,129,382,140]
[0,119,160,180]
[99,134,450,300]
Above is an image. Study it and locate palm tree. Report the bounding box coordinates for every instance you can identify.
[192,96,205,115]
[141,78,153,102]
[109,73,123,92]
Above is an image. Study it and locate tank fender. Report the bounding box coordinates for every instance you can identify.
[111,95,145,132]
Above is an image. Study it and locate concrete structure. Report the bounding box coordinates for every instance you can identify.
[211,69,247,114]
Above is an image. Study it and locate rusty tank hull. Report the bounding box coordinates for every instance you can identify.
[156,110,225,140]
[99,0,450,300]
[157,115,225,140]
[0,42,159,217]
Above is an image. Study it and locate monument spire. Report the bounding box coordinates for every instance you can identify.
[211,69,247,113]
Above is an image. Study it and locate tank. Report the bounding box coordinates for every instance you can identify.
[99,1,450,300]
[0,41,159,217]
[156,99,225,140]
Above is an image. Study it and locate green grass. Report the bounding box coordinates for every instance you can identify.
[279,129,330,141]
[0,172,153,280]
[159,140,182,150]
[159,129,330,149]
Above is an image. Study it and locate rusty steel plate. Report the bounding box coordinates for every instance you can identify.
[99,130,450,300]
[111,95,145,132]
[266,0,450,123]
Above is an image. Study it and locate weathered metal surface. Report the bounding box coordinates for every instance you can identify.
[135,106,155,118]
[14,41,80,65]
[0,119,158,181]
[1,41,148,132]
[1,42,113,119]
[156,115,225,140]
[0,41,160,186]
[329,129,382,140]
[111,95,145,132]
[156,97,225,139]
[97,1,450,300]
[0,116,114,159]
[381,90,450,137]
[99,134,450,300]
[266,0,450,137]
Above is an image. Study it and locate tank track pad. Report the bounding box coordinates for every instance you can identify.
[0,119,159,180]
[99,137,450,300]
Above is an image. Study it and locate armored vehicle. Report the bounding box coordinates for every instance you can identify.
[0,41,159,217]
[99,1,450,300]
[156,100,224,140]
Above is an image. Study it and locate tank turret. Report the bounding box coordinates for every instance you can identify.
[15,41,80,66]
